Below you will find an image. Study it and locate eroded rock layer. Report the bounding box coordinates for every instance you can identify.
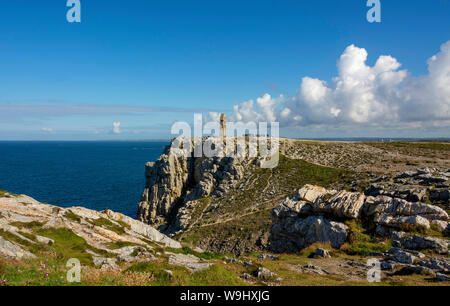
[270,185,449,252]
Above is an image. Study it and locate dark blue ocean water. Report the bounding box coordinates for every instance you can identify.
[0,141,168,218]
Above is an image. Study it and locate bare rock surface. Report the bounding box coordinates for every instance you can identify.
[0,192,180,263]
[0,237,35,260]
[167,252,212,273]
[270,214,349,252]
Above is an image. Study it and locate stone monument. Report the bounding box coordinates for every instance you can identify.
[220,113,226,137]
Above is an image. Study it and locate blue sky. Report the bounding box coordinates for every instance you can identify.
[0,0,450,140]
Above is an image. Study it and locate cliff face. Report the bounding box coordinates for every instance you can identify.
[137,138,254,234]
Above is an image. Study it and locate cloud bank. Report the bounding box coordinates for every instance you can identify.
[221,41,450,134]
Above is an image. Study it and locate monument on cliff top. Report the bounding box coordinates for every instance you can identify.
[220,113,226,137]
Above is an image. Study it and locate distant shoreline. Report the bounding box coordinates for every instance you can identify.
[0,138,448,143]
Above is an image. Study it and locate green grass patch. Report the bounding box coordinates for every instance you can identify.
[9,221,44,230]
[341,242,389,256]
[124,261,245,286]
[400,223,428,235]
[0,189,16,198]
[36,228,94,266]
[18,231,37,242]
[167,246,224,260]
[0,257,79,286]
[343,219,391,256]
[106,241,136,250]
[90,217,126,235]
[64,211,82,223]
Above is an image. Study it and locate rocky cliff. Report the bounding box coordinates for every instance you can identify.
[137,137,257,234]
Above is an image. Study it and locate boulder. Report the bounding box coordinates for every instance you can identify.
[258,254,279,261]
[313,248,331,258]
[365,196,448,222]
[93,257,120,271]
[36,235,54,244]
[298,185,333,203]
[313,190,366,219]
[241,273,251,280]
[435,273,450,282]
[271,197,311,219]
[396,264,435,276]
[374,215,431,230]
[301,263,332,275]
[386,248,417,264]
[253,267,275,280]
[270,215,348,252]
[418,257,450,273]
[168,253,212,273]
[380,260,396,271]
[106,210,181,249]
[400,235,448,254]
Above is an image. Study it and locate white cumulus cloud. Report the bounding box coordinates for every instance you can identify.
[224,41,450,134]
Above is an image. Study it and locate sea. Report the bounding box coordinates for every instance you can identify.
[0,141,169,218]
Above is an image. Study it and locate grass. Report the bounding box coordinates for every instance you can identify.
[275,154,354,189]
[123,261,246,286]
[106,241,136,250]
[342,220,391,256]
[9,221,44,230]
[90,217,126,235]
[385,141,450,151]
[64,211,82,223]
[166,246,224,260]
[0,257,80,286]
[0,189,17,198]
[189,197,211,225]
[181,208,273,255]
[365,141,450,159]
[2,253,445,286]
[400,223,428,235]
[35,228,94,266]
[340,242,389,256]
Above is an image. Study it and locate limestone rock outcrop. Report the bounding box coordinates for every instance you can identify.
[0,191,180,262]
[270,215,349,252]
[167,252,212,273]
[270,184,449,253]
[137,138,255,233]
